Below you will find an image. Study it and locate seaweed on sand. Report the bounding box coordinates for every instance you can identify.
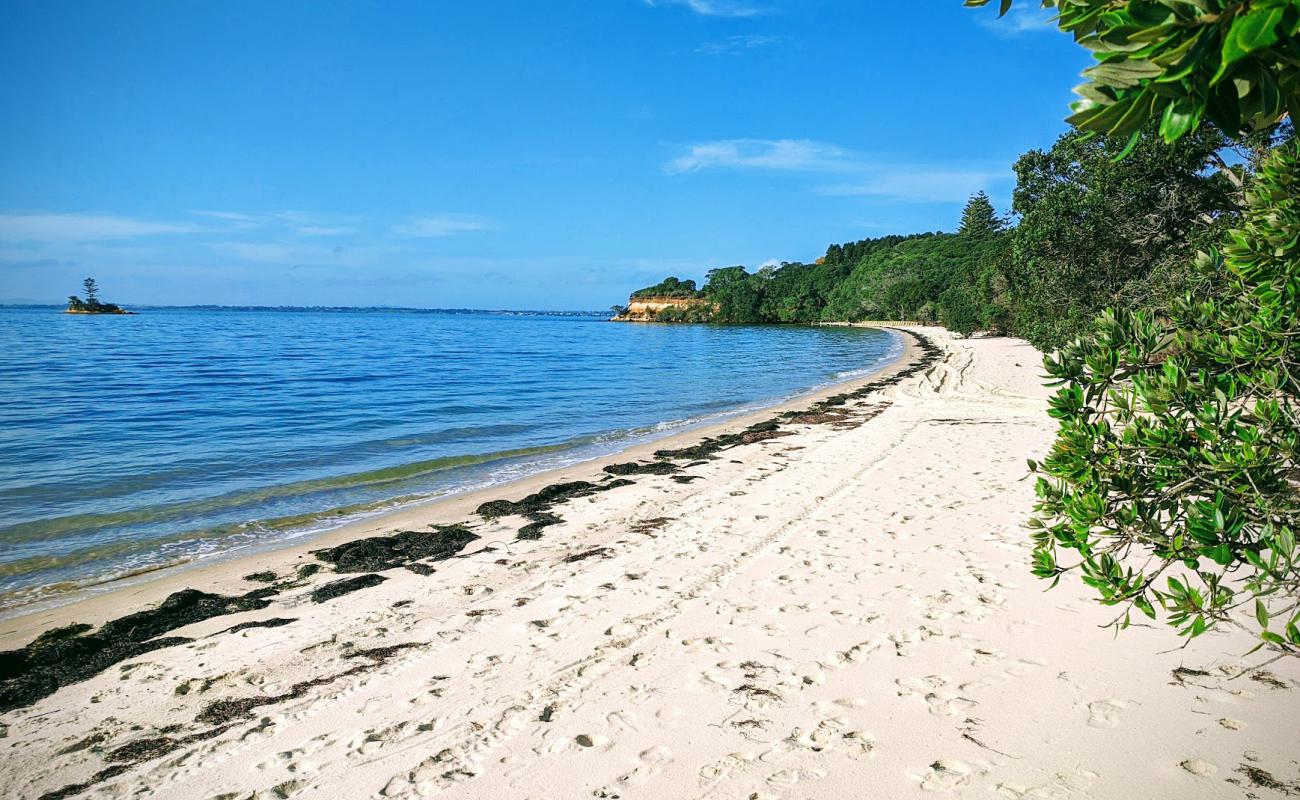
[313,524,479,573]
[630,517,674,536]
[310,573,387,603]
[603,461,679,477]
[36,764,132,800]
[652,331,941,462]
[563,547,612,563]
[476,478,635,539]
[653,420,794,461]
[475,479,634,519]
[0,588,275,714]
[104,723,234,764]
[517,512,563,540]
[219,617,297,635]
[1233,764,1300,795]
[195,642,425,725]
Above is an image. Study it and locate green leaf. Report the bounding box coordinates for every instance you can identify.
[1159,96,1202,143]
[1255,599,1270,629]
[1222,7,1286,69]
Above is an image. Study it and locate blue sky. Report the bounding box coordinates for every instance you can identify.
[0,1,1088,310]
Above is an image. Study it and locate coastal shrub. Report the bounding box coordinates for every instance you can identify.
[1029,140,1299,651]
[966,1,1300,145]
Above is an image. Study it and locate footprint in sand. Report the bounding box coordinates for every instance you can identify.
[784,717,875,759]
[1180,758,1218,777]
[765,765,829,791]
[897,676,977,717]
[913,759,991,792]
[699,751,757,783]
[1086,699,1129,729]
[993,767,1098,798]
[617,745,674,786]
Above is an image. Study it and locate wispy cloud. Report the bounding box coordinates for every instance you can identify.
[695,34,784,56]
[0,213,203,242]
[976,5,1056,35]
[666,139,852,174]
[645,0,764,18]
[393,214,494,238]
[817,169,1005,204]
[665,138,1007,203]
[191,210,356,236]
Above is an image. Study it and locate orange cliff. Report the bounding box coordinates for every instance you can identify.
[610,296,717,322]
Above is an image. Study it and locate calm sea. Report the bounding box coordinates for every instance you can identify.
[0,306,899,608]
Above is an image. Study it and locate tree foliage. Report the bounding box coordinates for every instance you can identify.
[1030,140,1299,649]
[967,0,1300,145]
[958,191,1004,238]
[630,276,700,299]
[1008,122,1237,350]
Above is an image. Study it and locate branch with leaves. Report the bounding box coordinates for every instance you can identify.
[1030,139,1299,652]
[966,0,1299,147]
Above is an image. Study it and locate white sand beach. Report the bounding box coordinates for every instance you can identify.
[3,329,1297,800]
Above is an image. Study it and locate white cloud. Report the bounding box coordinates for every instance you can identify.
[817,169,1006,204]
[645,0,763,17]
[393,214,493,238]
[977,5,1056,35]
[191,210,355,236]
[665,138,1008,203]
[0,213,203,242]
[695,34,784,55]
[666,139,852,174]
[190,210,266,228]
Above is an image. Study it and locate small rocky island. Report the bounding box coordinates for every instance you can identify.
[66,278,134,315]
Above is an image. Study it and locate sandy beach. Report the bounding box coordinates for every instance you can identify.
[3,328,1297,800]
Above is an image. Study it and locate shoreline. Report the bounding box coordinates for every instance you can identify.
[3,328,1297,800]
[0,328,919,646]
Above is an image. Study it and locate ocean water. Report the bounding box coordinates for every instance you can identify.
[0,306,899,607]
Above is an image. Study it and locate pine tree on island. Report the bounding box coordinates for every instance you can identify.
[66,277,131,314]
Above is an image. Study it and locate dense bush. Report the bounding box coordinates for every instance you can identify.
[1007,124,1237,350]
[1030,140,1299,650]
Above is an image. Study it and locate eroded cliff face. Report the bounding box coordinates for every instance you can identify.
[612,296,716,322]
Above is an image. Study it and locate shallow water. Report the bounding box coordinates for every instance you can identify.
[0,306,898,604]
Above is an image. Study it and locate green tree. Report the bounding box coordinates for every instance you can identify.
[82,277,100,306]
[702,266,764,323]
[1007,123,1235,350]
[967,0,1300,145]
[1030,140,1299,650]
[958,191,1003,239]
[630,276,699,299]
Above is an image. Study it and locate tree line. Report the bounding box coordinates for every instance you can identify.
[628,120,1288,352]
